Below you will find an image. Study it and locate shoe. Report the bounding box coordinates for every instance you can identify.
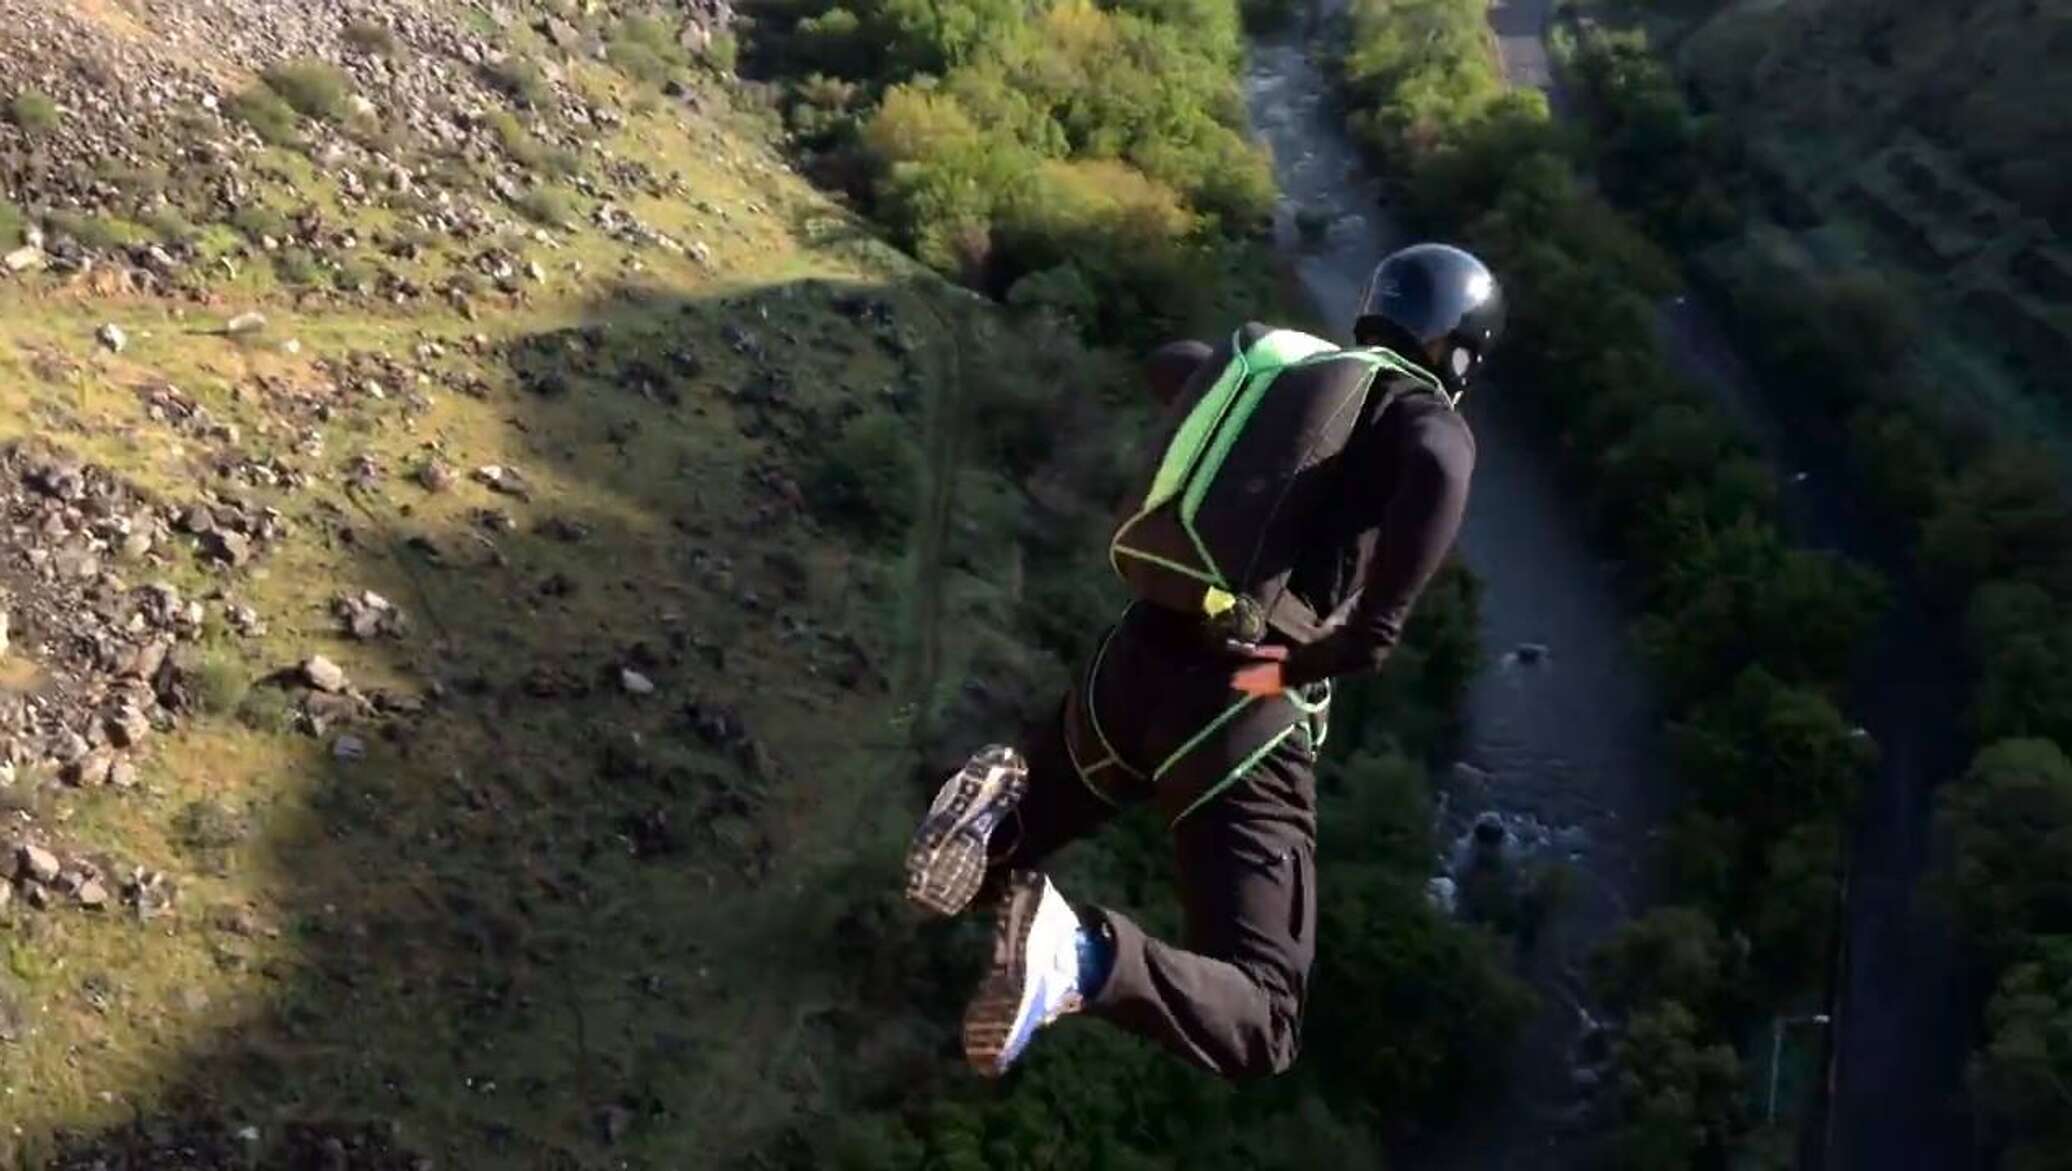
[904,744,1028,917]
[963,870,1085,1077]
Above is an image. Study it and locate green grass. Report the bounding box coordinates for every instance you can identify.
[261,59,352,121]
[7,89,58,133]
[0,90,1011,1168]
[45,211,147,251]
[0,199,23,248]
[486,110,582,176]
[518,184,579,227]
[228,85,301,147]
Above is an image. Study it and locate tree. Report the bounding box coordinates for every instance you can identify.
[1592,905,1730,1015]
[1669,666,1878,839]
[1606,1001,1746,1170]
[1970,937,2072,1171]
[1937,739,2072,970]
[1921,447,2072,599]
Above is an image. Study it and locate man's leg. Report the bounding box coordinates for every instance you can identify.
[1082,729,1318,1080]
[907,688,1128,916]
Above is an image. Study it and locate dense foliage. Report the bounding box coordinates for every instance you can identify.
[1552,8,2072,1167]
[745,0,1541,1163]
[1329,0,1888,1162]
[748,0,1276,346]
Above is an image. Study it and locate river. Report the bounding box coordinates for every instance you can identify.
[1245,18,1669,1168]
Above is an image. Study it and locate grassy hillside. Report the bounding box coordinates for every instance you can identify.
[0,2,1546,1167]
[0,2,1113,1164]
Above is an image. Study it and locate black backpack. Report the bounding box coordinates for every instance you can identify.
[1109,326,1447,644]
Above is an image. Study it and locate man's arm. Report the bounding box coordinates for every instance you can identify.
[1279,403,1476,688]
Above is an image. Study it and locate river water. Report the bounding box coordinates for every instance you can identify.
[1245,23,1668,1168]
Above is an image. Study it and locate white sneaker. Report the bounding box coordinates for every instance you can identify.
[963,871,1086,1077]
[904,745,1028,916]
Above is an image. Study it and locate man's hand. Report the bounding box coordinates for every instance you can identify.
[1229,644,1289,698]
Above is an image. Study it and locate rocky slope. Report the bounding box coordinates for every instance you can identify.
[0,2,1049,1166]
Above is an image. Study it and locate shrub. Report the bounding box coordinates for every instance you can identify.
[342,19,400,57]
[273,247,322,285]
[485,110,580,175]
[8,89,59,133]
[143,206,200,244]
[262,59,352,121]
[229,85,302,147]
[231,204,291,242]
[811,412,922,544]
[0,199,23,247]
[704,32,739,74]
[45,211,146,251]
[191,651,249,716]
[332,257,378,293]
[517,185,577,227]
[483,58,551,107]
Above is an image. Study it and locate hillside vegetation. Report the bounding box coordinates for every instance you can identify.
[1552,1,2072,1166]
[0,1,1547,1167]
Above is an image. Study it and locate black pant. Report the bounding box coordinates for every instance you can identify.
[987,604,1322,1080]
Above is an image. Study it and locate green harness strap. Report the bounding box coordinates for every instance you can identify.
[1112,330,1445,621]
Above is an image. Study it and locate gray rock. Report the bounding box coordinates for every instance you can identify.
[97,323,128,354]
[620,668,656,695]
[224,312,268,336]
[0,610,9,656]
[472,464,533,500]
[124,639,171,681]
[106,707,151,748]
[50,728,90,763]
[76,878,109,909]
[4,245,47,273]
[53,544,102,580]
[415,459,456,492]
[202,530,252,566]
[67,748,116,787]
[332,734,367,761]
[19,844,60,884]
[303,655,349,694]
[109,759,138,789]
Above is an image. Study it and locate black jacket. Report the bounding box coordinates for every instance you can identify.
[1143,327,1476,687]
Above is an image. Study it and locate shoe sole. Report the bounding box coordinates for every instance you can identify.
[904,744,1028,917]
[963,869,1045,1078]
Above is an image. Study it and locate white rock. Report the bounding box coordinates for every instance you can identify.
[97,323,128,353]
[620,668,656,695]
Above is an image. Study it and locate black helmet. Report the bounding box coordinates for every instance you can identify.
[1353,242,1505,397]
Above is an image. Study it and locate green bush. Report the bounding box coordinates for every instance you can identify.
[485,110,580,176]
[192,652,249,716]
[332,257,378,293]
[8,89,59,133]
[229,85,302,147]
[704,32,739,74]
[143,206,200,244]
[262,59,352,122]
[343,19,400,56]
[517,184,577,227]
[45,211,147,251]
[273,247,323,286]
[231,204,292,242]
[483,58,551,107]
[811,412,922,543]
[608,18,692,86]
